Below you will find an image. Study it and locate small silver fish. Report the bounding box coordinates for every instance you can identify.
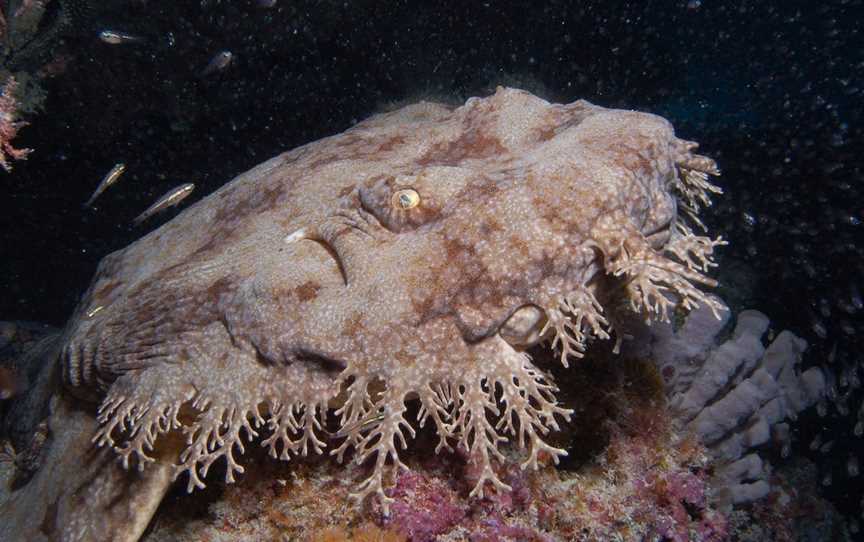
[99,30,144,44]
[200,50,234,77]
[133,183,195,225]
[851,283,863,311]
[84,163,126,207]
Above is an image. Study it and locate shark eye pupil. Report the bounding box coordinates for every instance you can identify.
[392,189,420,210]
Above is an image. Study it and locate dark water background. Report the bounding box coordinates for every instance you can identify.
[1,0,862,533]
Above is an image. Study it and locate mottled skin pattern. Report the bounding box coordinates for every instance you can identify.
[60,87,724,510]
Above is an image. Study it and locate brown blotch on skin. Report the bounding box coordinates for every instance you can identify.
[376,135,406,153]
[442,239,511,313]
[393,348,414,367]
[410,294,446,327]
[93,279,124,302]
[442,236,474,263]
[332,133,367,150]
[187,235,223,261]
[305,135,385,170]
[418,131,508,166]
[535,252,558,278]
[508,234,530,258]
[295,280,321,302]
[477,218,503,237]
[207,277,235,302]
[211,183,284,232]
[341,312,365,338]
[533,195,562,229]
[214,351,229,370]
[537,125,557,141]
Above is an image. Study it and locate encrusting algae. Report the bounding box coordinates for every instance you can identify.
[55,87,724,512]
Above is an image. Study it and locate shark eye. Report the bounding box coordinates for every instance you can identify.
[392,189,420,210]
[359,176,440,233]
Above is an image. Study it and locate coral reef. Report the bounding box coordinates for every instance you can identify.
[316,524,407,542]
[727,458,852,542]
[141,352,730,542]
[0,75,30,171]
[0,0,92,171]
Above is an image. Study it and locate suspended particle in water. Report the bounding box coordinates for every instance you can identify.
[851,283,863,311]
[810,434,823,451]
[826,380,838,402]
[848,454,860,477]
[819,297,832,318]
[812,319,828,340]
[840,364,851,388]
[740,211,757,230]
[838,400,851,417]
[817,400,829,417]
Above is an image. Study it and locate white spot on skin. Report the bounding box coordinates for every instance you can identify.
[284,228,307,244]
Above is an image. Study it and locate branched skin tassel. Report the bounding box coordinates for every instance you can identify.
[59,88,724,512]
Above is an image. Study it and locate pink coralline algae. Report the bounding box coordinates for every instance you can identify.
[380,470,467,541]
[551,428,728,542]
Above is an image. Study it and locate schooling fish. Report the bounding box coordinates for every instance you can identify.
[99,30,144,45]
[84,163,126,208]
[133,183,195,225]
[200,50,234,77]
